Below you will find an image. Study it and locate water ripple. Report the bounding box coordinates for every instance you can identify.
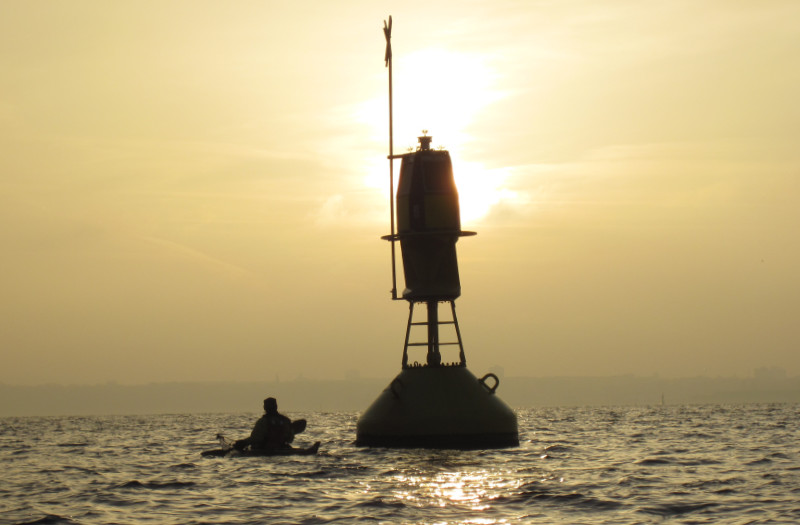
[1,405,798,524]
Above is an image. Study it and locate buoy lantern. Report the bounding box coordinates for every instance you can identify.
[395,135,474,301]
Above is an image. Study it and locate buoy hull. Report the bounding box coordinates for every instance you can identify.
[356,367,519,449]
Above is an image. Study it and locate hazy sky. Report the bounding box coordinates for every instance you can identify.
[2,1,798,386]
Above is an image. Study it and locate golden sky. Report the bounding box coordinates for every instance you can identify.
[2,1,798,385]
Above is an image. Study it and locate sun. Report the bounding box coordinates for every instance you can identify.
[391,48,502,153]
[358,47,517,226]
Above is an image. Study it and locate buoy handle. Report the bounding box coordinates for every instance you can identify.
[478,373,500,394]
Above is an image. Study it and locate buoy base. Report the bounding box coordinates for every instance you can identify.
[356,366,519,449]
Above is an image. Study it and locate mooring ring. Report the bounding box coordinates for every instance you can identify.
[478,373,500,394]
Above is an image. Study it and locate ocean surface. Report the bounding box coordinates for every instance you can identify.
[1,404,798,524]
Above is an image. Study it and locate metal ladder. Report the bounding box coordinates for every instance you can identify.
[401,300,466,368]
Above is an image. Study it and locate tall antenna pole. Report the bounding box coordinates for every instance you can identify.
[384,16,398,300]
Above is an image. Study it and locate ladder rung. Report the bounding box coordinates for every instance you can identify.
[408,342,460,346]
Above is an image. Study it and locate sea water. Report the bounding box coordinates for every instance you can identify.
[1,404,798,524]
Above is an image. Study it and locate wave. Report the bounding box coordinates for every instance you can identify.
[118,480,197,490]
[506,487,624,512]
[640,501,719,517]
[13,514,80,525]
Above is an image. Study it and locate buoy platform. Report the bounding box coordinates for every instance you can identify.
[356,366,519,449]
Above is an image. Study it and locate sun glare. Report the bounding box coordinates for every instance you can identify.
[358,47,516,226]
[453,161,517,226]
[392,48,503,151]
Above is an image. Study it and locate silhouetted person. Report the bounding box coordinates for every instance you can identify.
[234,397,293,451]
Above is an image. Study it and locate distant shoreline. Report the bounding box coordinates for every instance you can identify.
[2,375,798,417]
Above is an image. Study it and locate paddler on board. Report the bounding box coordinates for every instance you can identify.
[200,397,318,457]
[234,397,295,452]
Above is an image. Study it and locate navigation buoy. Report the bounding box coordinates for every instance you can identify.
[356,18,519,448]
[357,366,518,448]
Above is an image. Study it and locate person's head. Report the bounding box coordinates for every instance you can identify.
[263,397,278,413]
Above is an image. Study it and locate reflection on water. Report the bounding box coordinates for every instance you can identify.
[387,467,518,511]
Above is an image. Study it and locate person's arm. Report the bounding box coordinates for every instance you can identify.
[249,417,268,444]
[234,417,266,450]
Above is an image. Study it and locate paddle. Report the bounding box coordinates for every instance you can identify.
[200,435,233,457]
[282,418,306,444]
[291,419,307,436]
